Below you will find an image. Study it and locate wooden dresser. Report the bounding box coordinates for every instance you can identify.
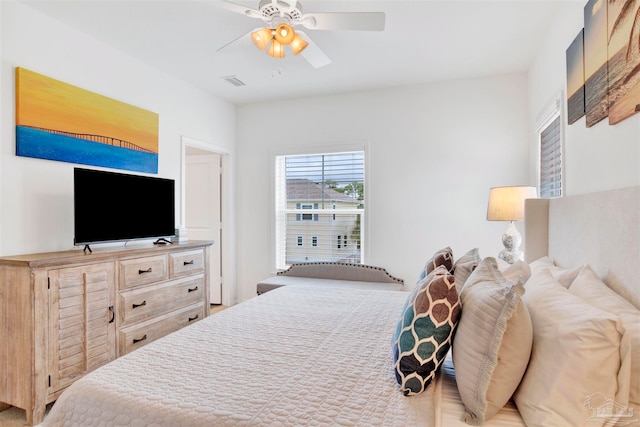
[0,241,212,425]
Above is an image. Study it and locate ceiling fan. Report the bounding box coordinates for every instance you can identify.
[216,0,385,69]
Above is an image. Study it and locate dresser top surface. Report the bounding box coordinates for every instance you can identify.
[0,240,214,268]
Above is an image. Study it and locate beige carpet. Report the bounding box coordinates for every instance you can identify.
[0,404,50,426]
[0,305,228,426]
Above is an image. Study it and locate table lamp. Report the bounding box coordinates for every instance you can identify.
[487,186,537,264]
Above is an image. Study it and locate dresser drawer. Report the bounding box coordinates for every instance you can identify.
[169,249,205,278]
[119,303,204,355]
[119,255,168,289]
[119,275,204,327]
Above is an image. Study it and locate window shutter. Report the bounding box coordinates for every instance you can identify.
[274,151,365,270]
[539,115,562,198]
[274,156,287,269]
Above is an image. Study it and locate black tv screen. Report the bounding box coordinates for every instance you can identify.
[74,168,175,245]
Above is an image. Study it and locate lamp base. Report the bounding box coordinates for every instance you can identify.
[499,221,523,264]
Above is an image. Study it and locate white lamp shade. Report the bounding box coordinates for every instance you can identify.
[487,186,537,222]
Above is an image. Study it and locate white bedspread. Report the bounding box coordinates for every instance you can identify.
[44,286,437,426]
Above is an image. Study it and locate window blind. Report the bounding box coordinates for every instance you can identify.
[539,115,562,199]
[275,151,364,270]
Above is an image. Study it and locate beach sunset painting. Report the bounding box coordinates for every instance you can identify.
[584,0,609,127]
[16,67,159,173]
[567,29,586,125]
[607,0,640,125]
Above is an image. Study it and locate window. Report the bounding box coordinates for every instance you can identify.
[275,150,365,269]
[537,97,563,199]
[296,203,319,221]
[301,204,313,221]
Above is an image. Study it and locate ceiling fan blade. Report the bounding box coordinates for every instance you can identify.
[300,12,385,31]
[296,31,331,69]
[217,28,256,53]
[218,0,264,20]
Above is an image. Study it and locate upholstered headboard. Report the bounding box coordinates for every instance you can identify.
[276,262,404,285]
[524,186,640,309]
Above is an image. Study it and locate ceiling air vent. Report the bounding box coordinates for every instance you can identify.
[221,75,246,87]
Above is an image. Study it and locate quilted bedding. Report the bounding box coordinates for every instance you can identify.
[44,286,437,426]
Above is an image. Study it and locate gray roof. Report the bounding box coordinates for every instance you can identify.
[286,179,360,204]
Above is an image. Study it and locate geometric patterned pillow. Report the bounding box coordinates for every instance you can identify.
[393,265,461,395]
[417,246,454,283]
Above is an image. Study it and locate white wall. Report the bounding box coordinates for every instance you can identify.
[236,74,531,301]
[0,2,236,258]
[528,2,640,195]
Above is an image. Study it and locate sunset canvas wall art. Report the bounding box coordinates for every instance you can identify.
[567,29,586,125]
[584,0,609,128]
[607,0,640,125]
[15,67,159,173]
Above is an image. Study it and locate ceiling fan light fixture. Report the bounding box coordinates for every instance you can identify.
[290,33,308,55]
[274,23,295,45]
[251,27,273,51]
[267,39,285,58]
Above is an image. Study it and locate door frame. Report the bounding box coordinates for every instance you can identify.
[180,136,235,307]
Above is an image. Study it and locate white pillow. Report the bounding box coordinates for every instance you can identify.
[453,257,532,425]
[514,269,629,427]
[569,265,638,406]
[453,248,481,291]
[549,264,583,288]
[502,260,531,284]
[528,256,555,275]
[527,256,582,288]
[495,257,511,272]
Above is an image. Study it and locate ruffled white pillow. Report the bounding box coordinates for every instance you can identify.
[453,257,532,425]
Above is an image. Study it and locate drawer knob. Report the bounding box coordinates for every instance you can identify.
[187,286,199,293]
[183,260,194,265]
[138,268,153,274]
[188,315,199,322]
[133,334,147,344]
[132,301,147,309]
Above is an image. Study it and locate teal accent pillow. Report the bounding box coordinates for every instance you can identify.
[392,265,461,395]
[417,246,454,283]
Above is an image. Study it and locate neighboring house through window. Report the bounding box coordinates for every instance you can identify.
[274,150,365,270]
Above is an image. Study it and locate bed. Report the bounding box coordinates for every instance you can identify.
[43,186,639,427]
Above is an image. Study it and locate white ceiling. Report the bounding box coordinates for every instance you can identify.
[20,0,580,105]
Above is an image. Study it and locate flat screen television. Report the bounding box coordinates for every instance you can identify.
[74,167,175,246]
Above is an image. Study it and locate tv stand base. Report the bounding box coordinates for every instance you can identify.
[153,238,173,245]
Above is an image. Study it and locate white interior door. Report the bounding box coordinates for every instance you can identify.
[185,150,222,304]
